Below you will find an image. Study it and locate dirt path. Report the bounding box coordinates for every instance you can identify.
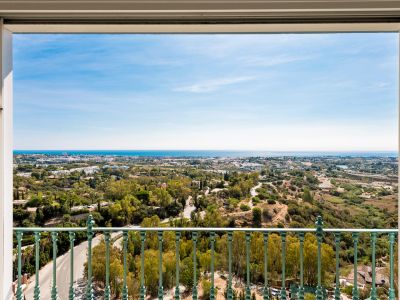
[249,182,262,209]
[181,272,265,300]
[271,203,288,224]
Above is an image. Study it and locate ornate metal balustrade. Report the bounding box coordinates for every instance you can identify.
[14,216,397,300]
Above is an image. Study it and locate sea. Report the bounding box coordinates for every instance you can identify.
[13,150,398,158]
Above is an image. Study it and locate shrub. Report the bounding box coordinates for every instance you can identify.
[342,285,353,296]
[240,204,250,211]
[262,208,272,221]
[227,198,240,210]
[252,207,262,227]
[304,293,315,300]
[252,196,260,204]
[201,280,212,300]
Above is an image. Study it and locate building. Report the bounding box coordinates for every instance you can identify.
[343,265,389,289]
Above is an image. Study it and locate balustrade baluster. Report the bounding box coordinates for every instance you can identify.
[245,232,251,300]
[12,224,398,300]
[352,232,359,300]
[34,232,41,300]
[51,232,58,300]
[298,232,305,300]
[315,216,323,300]
[175,231,181,300]
[263,232,269,300]
[86,215,94,300]
[227,231,233,300]
[158,231,164,300]
[369,233,377,300]
[104,231,111,300]
[280,232,287,300]
[192,232,198,300]
[68,232,75,300]
[388,232,396,300]
[122,231,128,300]
[334,233,341,300]
[210,231,216,300]
[16,231,23,300]
[140,231,146,300]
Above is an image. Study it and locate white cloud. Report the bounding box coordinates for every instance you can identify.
[14,33,398,151]
[174,76,254,93]
[237,54,314,67]
[368,81,391,89]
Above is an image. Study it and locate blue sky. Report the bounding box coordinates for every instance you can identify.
[13,33,398,151]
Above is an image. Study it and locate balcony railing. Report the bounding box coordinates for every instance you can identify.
[14,215,397,300]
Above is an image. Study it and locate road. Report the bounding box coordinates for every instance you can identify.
[249,182,262,208]
[25,196,197,298]
[112,225,140,250]
[182,196,195,219]
[160,195,195,224]
[24,232,120,300]
[250,183,262,198]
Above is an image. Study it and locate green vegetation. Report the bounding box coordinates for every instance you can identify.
[88,216,334,298]
[13,154,398,297]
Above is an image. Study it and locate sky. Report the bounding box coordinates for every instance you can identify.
[13,33,399,151]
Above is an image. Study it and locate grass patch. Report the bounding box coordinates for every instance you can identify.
[340,264,353,277]
[325,195,344,204]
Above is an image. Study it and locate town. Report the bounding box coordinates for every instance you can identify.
[13,153,397,299]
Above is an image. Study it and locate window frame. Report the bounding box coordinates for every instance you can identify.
[0,3,399,299]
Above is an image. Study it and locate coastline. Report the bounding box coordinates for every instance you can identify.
[13,149,398,158]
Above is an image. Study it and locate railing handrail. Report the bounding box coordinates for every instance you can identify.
[13,226,398,233]
[13,215,398,300]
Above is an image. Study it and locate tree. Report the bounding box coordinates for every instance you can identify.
[110,259,124,297]
[109,195,139,225]
[139,249,159,296]
[153,188,173,208]
[136,189,150,204]
[302,187,313,203]
[35,207,45,225]
[229,186,242,199]
[26,194,42,207]
[199,250,212,272]
[262,208,272,222]
[286,235,300,280]
[90,240,124,298]
[252,208,262,227]
[180,256,195,288]
[104,179,138,201]
[202,206,226,227]
[232,232,246,279]
[167,179,191,201]
[303,233,334,285]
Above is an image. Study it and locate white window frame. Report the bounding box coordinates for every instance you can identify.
[0,3,399,299]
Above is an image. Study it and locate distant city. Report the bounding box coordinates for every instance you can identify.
[13,151,398,298]
[13,150,398,158]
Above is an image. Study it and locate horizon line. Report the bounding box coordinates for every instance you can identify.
[13,149,398,153]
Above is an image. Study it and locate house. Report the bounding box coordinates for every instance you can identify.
[344,265,388,288]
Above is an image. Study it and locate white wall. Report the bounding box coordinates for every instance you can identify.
[0,20,13,300]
